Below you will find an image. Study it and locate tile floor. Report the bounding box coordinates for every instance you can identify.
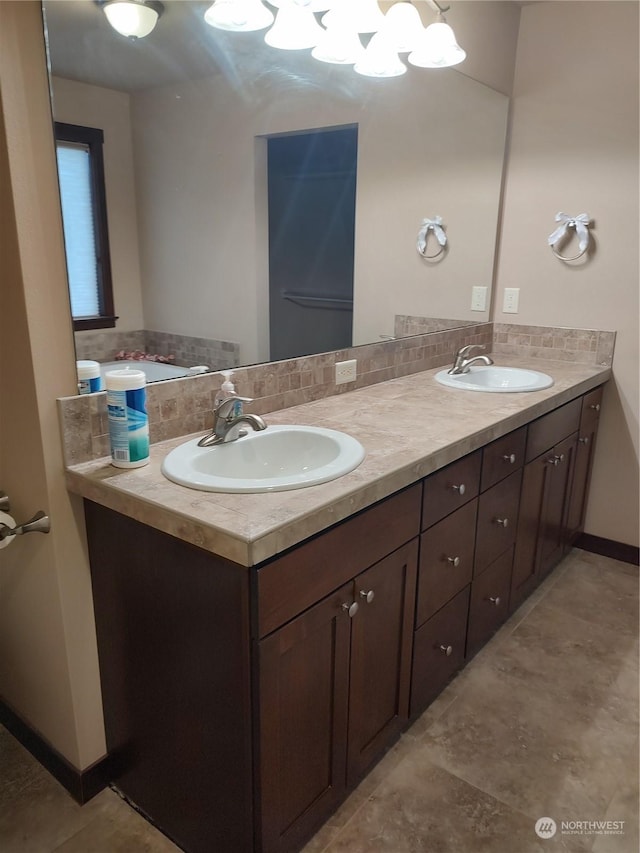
[0,549,637,853]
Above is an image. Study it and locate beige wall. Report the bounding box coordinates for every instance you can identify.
[495,1,639,547]
[51,76,145,338]
[0,2,106,769]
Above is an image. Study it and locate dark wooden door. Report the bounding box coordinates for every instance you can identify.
[257,583,352,853]
[511,453,550,611]
[538,432,578,577]
[347,541,418,785]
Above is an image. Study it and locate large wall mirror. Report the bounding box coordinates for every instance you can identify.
[42,0,509,378]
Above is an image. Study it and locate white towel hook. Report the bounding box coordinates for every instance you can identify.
[417,216,447,260]
[548,212,592,261]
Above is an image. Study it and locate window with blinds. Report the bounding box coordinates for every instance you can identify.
[54,123,116,331]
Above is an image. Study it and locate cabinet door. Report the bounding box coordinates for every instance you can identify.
[257,583,352,853]
[466,548,512,658]
[474,469,522,576]
[538,432,578,577]
[511,433,578,610]
[347,541,418,786]
[566,388,602,542]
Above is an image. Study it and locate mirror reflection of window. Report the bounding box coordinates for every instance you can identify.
[55,122,116,331]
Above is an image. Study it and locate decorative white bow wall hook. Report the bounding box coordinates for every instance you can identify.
[548,212,592,261]
[417,216,447,260]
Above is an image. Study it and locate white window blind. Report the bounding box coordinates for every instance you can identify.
[56,141,100,318]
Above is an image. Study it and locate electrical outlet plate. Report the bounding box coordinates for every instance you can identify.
[503,287,520,314]
[335,359,357,385]
[471,286,487,312]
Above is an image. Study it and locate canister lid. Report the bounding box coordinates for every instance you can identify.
[76,360,101,379]
[104,368,146,390]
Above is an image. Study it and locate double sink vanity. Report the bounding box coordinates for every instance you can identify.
[65,353,609,853]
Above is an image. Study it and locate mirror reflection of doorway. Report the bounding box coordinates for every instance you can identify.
[267,125,358,362]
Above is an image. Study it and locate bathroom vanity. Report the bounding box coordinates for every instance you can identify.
[66,359,608,853]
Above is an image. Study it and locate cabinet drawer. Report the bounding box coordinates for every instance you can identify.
[580,386,603,431]
[475,469,522,576]
[257,484,421,637]
[466,548,512,658]
[416,501,476,627]
[411,586,470,716]
[481,426,527,492]
[422,451,481,530]
[526,398,581,462]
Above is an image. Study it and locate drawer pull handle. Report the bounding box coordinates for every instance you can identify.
[578,436,590,445]
[452,483,466,496]
[447,556,461,567]
[342,601,359,618]
[439,644,453,656]
[359,589,375,604]
[488,596,501,606]
[589,402,601,412]
[495,517,509,528]
[503,453,517,464]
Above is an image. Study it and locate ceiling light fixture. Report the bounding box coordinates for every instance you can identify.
[203,0,466,75]
[100,0,164,39]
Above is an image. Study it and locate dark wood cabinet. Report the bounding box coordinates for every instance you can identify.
[511,398,587,610]
[83,384,605,853]
[257,532,419,853]
[257,583,351,853]
[566,386,603,542]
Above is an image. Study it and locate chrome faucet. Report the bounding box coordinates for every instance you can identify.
[447,344,494,375]
[198,394,267,447]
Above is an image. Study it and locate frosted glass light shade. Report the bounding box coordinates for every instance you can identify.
[378,1,424,53]
[265,2,325,49]
[354,31,406,78]
[312,20,364,64]
[269,0,335,11]
[321,0,385,35]
[102,1,162,38]
[204,0,274,32]
[408,19,466,68]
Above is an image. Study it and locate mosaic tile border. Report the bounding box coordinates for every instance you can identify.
[58,322,616,467]
[58,323,492,465]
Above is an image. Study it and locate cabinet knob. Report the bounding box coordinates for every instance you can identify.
[503,453,517,464]
[439,644,453,656]
[488,596,501,606]
[589,402,601,412]
[447,556,461,567]
[342,601,359,618]
[495,517,509,528]
[452,483,466,496]
[359,589,375,604]
[578,436,590,445]
[546,456,560,467]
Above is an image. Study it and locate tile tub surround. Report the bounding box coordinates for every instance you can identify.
[59,323,493,466]
[74,328,239,370]
[62,354,610,567]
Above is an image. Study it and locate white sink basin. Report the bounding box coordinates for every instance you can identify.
[435,365,554,393]
[161,425,365,493]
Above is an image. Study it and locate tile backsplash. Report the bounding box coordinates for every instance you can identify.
[58,322,615,467]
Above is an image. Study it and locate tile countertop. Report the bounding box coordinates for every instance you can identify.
[64,355,611,567]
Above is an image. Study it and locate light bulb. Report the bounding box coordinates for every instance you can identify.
[204,0,274,32]
[408,18,466,68]
[102,1,162,39]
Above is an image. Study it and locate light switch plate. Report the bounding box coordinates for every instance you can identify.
[471,286,488,312]
[503,288,520,314]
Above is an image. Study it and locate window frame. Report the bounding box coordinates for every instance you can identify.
[55,121,117,331]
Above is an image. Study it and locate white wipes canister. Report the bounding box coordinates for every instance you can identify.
[77,360,103,394]
[105,368,149,468]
